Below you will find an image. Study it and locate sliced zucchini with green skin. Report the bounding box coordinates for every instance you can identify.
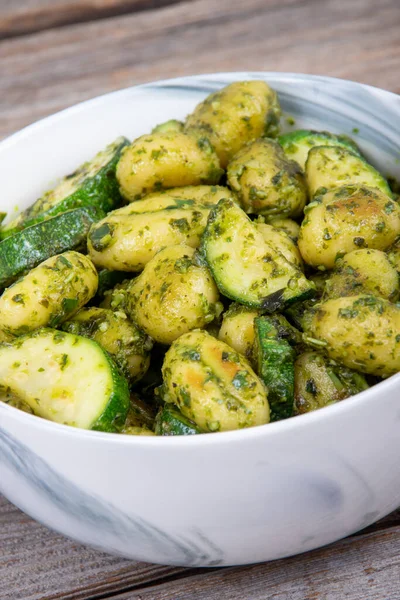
[151,120,184,134]
[202,198,314,309]
[305,145,393,198]
[0,329,130,432]
[1,137,129,239]
[155,404,202,436]
[253,316,296,421]
[0,206,103,289]
[279,130,361,170]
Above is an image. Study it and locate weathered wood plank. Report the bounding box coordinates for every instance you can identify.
[112,527,400,600]
[1,494,399,600]
[0,0,186,40]
[0,495,186,600]
[1,0,400,140]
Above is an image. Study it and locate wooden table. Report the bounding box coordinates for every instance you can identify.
[1,1,400,598]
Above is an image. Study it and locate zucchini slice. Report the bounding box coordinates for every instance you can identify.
[1,137,129,239]
[306,145,392,198]
[0,328,130,432]
[155,404,201,436]
[253,316,296,421]
[202,198,314,310]
[0,206,103,289]
[279,129,361,170]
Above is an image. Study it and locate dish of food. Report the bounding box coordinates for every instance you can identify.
[0,79,399,438]
[1,73,400,566]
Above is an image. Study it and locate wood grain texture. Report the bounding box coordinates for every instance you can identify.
[0,0,186,39]
[1,494,399,600]
[110,527,400,600]
[1,0,400,139]
[0,496,187,600]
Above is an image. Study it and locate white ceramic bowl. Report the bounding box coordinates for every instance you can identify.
[1,73,400,566]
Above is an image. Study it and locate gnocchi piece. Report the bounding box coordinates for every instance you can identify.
[185,81,281,168]
[227,138,307,218]
[126,245,221,344]
[0,251,98,337]
[305,145,392,198]
[298,185,400,269]
[110,185,238,216]
[62,307,152,383]
[116,130,222,201]
[88,206,211,272]
[255,221,303,268]
[162,330,269,431]
[387,240,400,273]
[218,303,260,361]
[294,351,368,414]
[307,295,400,377]
[267,217,301,242]
[325,249,399,301]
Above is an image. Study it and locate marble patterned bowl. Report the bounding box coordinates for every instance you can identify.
[1,73,400,566]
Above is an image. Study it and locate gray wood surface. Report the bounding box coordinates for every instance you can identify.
[0,0,185,39]
[1,0,400,139]
[1,0,400,598]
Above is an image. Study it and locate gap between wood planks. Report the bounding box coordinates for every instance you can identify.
[0,0,187,40]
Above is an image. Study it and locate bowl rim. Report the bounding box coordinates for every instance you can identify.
[1,70,400,446]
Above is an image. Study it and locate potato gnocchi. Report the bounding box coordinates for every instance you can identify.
[0,80,398,435]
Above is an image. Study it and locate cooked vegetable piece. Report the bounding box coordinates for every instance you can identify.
[0,206,103,289]
[219,303,260,361]
[279,130,361,170]
[162,330,269,431]
[294,351,368,414]
[122,394,156,430]
[155,404,201,435]
[253,316,296,420]
[185,80,281,168]
[387,240,400,272]
[88,205,212,272]
[126,245,221,344]
[227,138,307,218]
[152,119,184,134]
[202,198,314,309]
[122,426,155,436]
[298,185,400,269]
[305,145,392,198]
[0,389,34,414]
[93,269,129,303]
[62,307,152,383]
[255,221,303,268]
[100,279,132,311]
[0,329,130,431]
[116,131,222,201]
[306,295,400,377]
[0,251,98,338]
[267,217,300,242]
[1,137,129,239]
[109,185,237,215]
[325,249,399,301]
